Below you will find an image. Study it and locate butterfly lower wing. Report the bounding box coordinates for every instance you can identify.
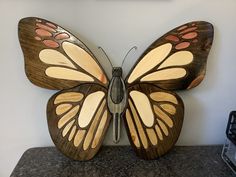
[18,17,108,90]
[126,21,214,90]
[47,84,111,160]
[124,83,184,159]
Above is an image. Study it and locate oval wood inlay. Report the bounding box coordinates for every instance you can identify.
[182,32,198,39]
[175,42,190,50]
[35,28,52,37]
[141,68,186,81]
[150,92,178,104]
[78,91,105,128]
[158,51,193,69]
[155,125,163,140]
[46,22,57,29]
[165,35,179,42]
[154,105,173,128]
[179,27,197,34]
[157,119,169,136]
[55,33,70,40]
[74,129,86,147]
[58,105,80,129]
[62,120,75,137]
[39,49,76,68]
[36,23,56,32]
[130,91,154,127]
[56,104,73,115]
[160,104,176,115]
[34,36,41,41]
[68,125,76,141]
[54,92,83,104]
[146,128,158,145]
[126,110,140,148]
[177,25,188,31]
[43,40,59,48]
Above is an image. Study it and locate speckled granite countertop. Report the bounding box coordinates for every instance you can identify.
[11,146,234,177]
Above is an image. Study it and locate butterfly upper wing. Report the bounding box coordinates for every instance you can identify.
[124,21,214,159]
[126,21,214,90]
[47,84,111,160]
[18,17,108,90]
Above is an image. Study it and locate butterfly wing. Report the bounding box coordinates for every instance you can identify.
[47,84,111,160]
[125,83,184,159]
[124,21,213,159]
[18,17,108,89]
[126,21,214,90]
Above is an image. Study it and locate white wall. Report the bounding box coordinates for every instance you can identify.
[1,0,236,176]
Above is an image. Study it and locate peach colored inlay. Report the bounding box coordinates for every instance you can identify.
[43,40,59,48]
[46,22,57,29]
[34,36,41,41]
[182,32,198,39]
[177,25,188,31]
[35,29,52,37]
[179,27,197,34]
[55,33,70,40]
[165,35,179,42]
[175,42,190,50]
[36,23,56,32]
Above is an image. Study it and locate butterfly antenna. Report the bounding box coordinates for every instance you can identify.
[98,46,113,68]
[121,46,138,68]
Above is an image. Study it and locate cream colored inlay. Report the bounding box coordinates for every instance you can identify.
[158,51,193,69]
[39,49,76,68]
[157,119,168,136]
[155,125,163,140]
[68,125,76,141]
[56,104,72,115]
[150,92,178,104]
[62,42,107,84]
[91,110,108,148]
[78,91,105,128]
[141,68,186,81]
[62,120,75,137]
[74,129,86,147]
[46,67,94,82]
[128,43,172,83]
[160,104,176,115]
[154,105,173,127]
[54,92,83,104]
[130,91,154,127]
[126,110,140,148]
[129,99,148,149]
[58,105,80,129]
[146,128,158,145]
[83,100,106,150]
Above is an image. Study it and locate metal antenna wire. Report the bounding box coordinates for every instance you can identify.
[98,46,113,68]
[121,46,138,68]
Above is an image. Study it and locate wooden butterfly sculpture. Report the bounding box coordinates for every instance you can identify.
[18,17,214,160]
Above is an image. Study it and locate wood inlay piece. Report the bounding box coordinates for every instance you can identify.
[157,119,169,136]
[128,43,172,83]
[126,109,140,148]
[54,92,83,104]
[46,67,94,81]
[150,92,178,104]
[92,110,108,148]
[78,91,105,128]
[39,49,75,68]
[155,125,163,140]
[35,29,52,37]
[68,125,76,141]
[130,91,154,127]
[129,99,148,149]
[83,99,106,150]
[158,51,193,69]
[57,105,80,128]
[42,40,59,48]
[74,129,86,147]
[146,128,158,145]
[56,104,72,115]
[160,104,176,115]
[154,105,173,127]
[141,68,186,81]
[62,120,75,137]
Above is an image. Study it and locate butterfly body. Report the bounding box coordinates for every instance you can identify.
[18,17,214,160]
[107,67,127,143]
